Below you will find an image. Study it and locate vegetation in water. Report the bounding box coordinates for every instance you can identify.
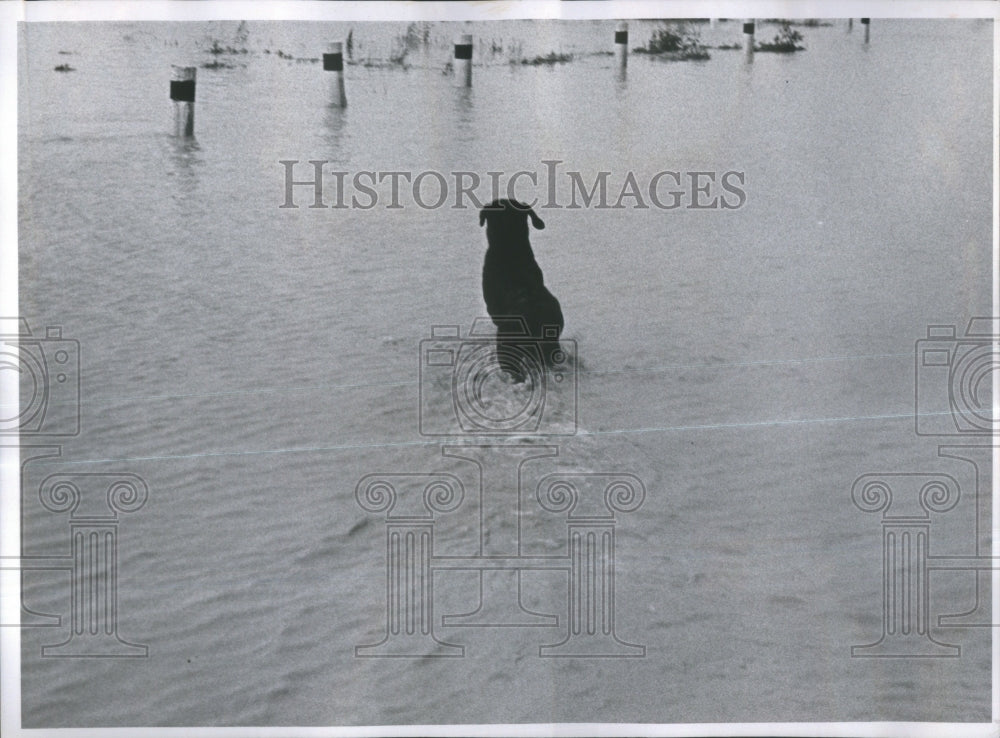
[763,18,830,28]
[516,52,574,66]
[634,23,709,60]
[755,23,806,52]
[208,39,249,56]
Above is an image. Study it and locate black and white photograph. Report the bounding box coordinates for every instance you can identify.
[1,1,997,735]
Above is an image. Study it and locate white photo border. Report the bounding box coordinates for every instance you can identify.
[1,2,997,737]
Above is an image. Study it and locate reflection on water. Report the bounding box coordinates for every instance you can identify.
[322,105,349,163]
[166,136,201,177]
[163,135,203,219]
[452,86,475,143]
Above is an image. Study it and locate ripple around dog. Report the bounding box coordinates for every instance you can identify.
[421,350,579,438]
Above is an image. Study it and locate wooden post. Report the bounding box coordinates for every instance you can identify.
[614,22,628,70]
[169,66,195,137]
[862,17,870,43]
[742,19,755,59]
[324,41,347,108]
[454,34,472,87]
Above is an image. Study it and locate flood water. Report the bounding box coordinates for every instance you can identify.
[14,18,995,726]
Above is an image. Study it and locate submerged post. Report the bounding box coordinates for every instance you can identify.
[454,34,472,87]
[324,41,347,107]
[169,65,196,137]
[614,22,628,69]
[742,19,755,58]
[862,17,870,43]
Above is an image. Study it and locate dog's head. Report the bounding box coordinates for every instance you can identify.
[479,199,545,241]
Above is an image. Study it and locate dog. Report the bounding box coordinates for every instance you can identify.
[479,199,563,381]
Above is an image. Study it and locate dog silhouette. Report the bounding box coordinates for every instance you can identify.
[479,199,563,380]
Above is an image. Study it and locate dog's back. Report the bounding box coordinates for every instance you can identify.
[479,199,563,340]
[482,248,545,318]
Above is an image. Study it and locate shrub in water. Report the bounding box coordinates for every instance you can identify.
[635,23,709,60]
[756,23,805,52]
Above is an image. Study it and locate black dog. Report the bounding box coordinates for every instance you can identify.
[479,199,563,380]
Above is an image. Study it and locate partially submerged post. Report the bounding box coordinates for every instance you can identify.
[742,19,755,59]
[454,34,472,87]
[614,22,628,69]
[861,17,870,43]
[170,65,196,137]
[325,41,347,107]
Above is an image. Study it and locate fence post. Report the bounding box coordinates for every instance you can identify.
[324,41,347,107]
[743,19,755,58]
[454,34,472,87]
[170,65,196,137]
[614,22,628,70]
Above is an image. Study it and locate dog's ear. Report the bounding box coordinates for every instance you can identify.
[527,208,545,230]
[479,209,489,227]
